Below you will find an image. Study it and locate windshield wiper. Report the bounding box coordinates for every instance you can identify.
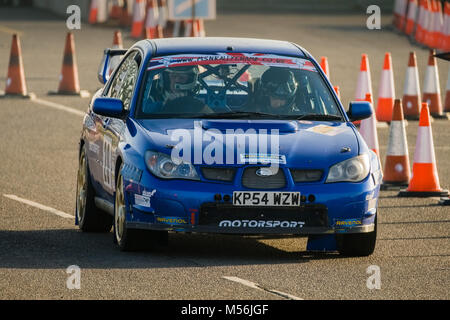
[294,114,343,121]
[197,111,285,119]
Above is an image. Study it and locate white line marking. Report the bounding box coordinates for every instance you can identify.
[30,96,85,117]
[222,276,303,300]
[3,194,74,219]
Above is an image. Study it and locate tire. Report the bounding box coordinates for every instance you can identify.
[336,216,377,257]
[114,166,169,251]
[76,146,113,232]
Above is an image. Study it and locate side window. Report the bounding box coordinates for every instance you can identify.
[107,51,141,111]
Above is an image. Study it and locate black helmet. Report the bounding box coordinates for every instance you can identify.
[260,68,298,109]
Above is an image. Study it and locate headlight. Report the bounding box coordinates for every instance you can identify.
[326,154,370,183]
[145,151,200,180]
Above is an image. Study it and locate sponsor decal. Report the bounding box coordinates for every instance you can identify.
[334,219,362,228]
[134,194,150,207]
[219,220,305,228]
[156,216,188,225]
[147,53,318,72]
[134,189,156,208]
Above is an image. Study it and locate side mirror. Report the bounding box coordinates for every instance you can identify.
[93,97,125,118]
[347,101,373,122]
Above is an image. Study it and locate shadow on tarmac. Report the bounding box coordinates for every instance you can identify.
[0,228,347,269]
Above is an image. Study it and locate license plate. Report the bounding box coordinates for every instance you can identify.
[232,191,301,206]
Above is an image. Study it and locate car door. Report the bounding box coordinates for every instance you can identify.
[97,50,142,199]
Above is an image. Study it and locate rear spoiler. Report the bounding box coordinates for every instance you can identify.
[97,48,128,84]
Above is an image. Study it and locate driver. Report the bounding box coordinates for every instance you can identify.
[159,65,200,101]
[255,68,299,115]
[146,65,211,114]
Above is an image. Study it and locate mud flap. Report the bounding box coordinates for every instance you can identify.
[306,234,337,252]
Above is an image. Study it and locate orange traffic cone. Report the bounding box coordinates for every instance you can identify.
[89,0,99,24]
[110,0,122,19]
[49,33,89,98]
[405,0,419,35]
[359,93,380,158]
[423,50,448,119]
[444,67,450,114]
[0,34,32,99]
[376,52,396,122]
[197,19,206,37]
[131,0,146,39]
[119,0,132,27]
[109,30,123,76]
[399,103,449,197]
[430,0,443,48]
[353,54,373,126]
[381,99,411,190]
[334,86,341,100]
[320,56,330,79]
[440,1,450,51]
[402,52,421,120]
[145,0,163,39]
[415,0,427,44]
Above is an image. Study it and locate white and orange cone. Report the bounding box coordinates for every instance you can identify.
[130,0,146,39]
[402,52,421,120]
[157,0,168,37]
[109,30,123,76]
[334,86,341,100]
[376,52,396,123]
[320,56,330,79]
[439,1,450,51]
[405,0,419,36]
[197,19,206,37]
[422,50,448,119]
[145,0,162,39]
[399,103,449,197]
[89,0,99,24]
[415,0,428,44]
[110,0,122,19]
[381,99,411,190]
[430,0,444,48]
[359,93,380,159]
[353,54,373,126]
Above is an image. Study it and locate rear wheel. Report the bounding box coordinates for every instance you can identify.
[76,147,113,232]
[336,216,377,257]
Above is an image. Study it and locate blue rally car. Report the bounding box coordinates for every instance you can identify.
[75,37,382,256]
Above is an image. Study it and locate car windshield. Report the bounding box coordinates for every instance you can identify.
[136,53,342,120]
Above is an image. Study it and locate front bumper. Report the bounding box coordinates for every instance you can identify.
[122,167,380,235]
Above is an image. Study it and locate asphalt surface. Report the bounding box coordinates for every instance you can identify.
[0,7,449,300]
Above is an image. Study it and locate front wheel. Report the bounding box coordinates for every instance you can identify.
[113,166,167,251]
[336,216,377,257]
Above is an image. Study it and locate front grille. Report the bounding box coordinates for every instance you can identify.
[199,203,328,227]
[241,167,286,189]
[201,167,236,182]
